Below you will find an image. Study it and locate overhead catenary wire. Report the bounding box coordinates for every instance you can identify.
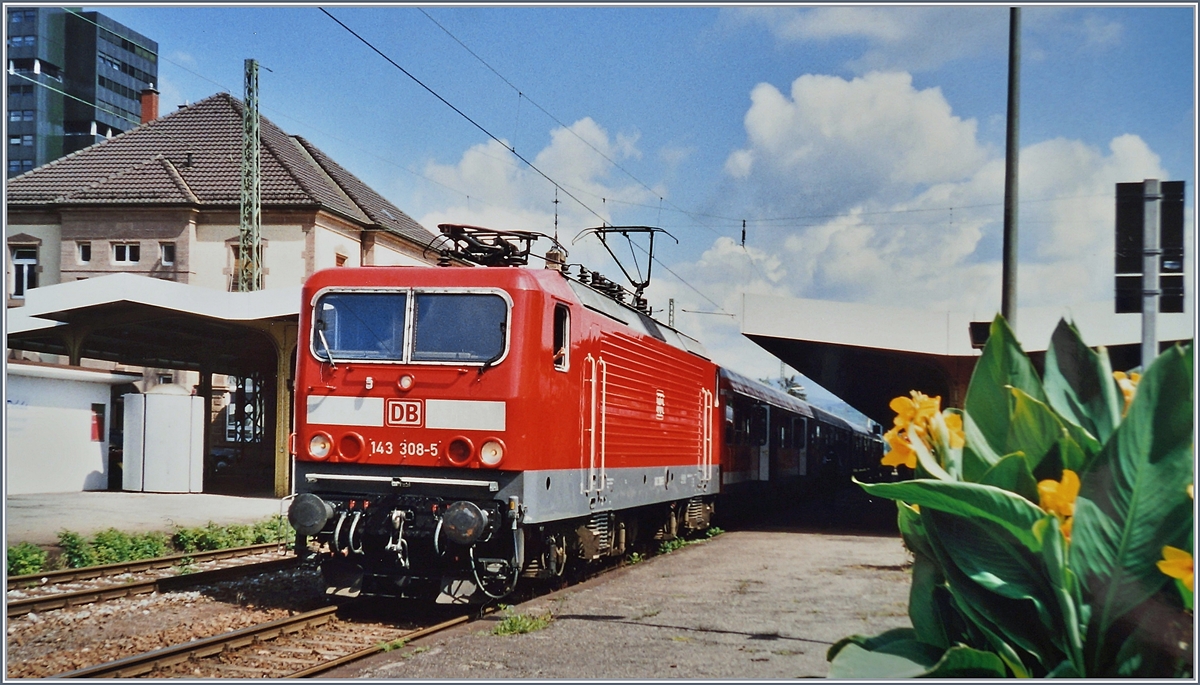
[320,7,606,228]
[320,7,731,315]
[62,7,482,207]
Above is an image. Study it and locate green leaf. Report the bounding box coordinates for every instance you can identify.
[965,315,1047,459]
[827,629,944,678]
[1043,319,1123,445]
[924,513,1057,676]
[1046,659,1081,677]
[925,510,1063,655]
[827,642,932,679]
[1008,387,1069,474]
[858,478,1047,552]
[977,453,1039,503]
[1039,514,1086,673]
[962,412,1002,482]
[1070,343,1194,674]
[919,645,1008,678]
[908,553,950,649]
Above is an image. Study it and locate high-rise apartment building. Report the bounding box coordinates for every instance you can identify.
[6,7,157,177]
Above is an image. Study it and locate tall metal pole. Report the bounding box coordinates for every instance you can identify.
[1141,178,1162,368]
[237,58,262,292]
[1001,7,1021,330]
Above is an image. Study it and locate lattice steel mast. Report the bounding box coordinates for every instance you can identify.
[237,58,262,292]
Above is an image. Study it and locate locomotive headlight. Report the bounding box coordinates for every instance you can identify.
[479,439,505,466]
[309,433,333,459]
[442,501,489,545]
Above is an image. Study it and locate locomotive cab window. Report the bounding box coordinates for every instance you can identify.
[552,303,570,371]
[314,291,407,361]
[412,292,507,363]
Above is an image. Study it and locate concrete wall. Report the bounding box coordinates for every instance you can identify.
[5,363,139,494]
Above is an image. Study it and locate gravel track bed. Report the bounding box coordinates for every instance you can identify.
[5,566,328,678]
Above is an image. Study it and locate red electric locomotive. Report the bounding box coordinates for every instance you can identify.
[287,226,720,602]
[287,225,883,603]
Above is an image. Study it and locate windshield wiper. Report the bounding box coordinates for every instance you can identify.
[478,320,507,375]
[316,322,339,370]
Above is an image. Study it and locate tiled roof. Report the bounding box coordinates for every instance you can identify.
[6,93,432,245]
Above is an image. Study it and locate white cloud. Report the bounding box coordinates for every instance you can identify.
[730,6,1008,73]
[728,71,988,214]
[412,118,657,273]
[671,68,1183,376]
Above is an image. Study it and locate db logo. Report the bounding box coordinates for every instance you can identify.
[386,399,423,426]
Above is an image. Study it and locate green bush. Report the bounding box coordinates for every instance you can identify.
[7,542,48,576]
[828,316,1193,678]
[57,530,96,568]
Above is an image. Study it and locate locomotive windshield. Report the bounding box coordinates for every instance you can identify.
[411,293,507,362]
[314,292,407,361]
[313,290,508,364]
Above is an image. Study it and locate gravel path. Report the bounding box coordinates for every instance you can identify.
[328,527,913,679]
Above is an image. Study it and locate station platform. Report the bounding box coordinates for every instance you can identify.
[5,492,286,546]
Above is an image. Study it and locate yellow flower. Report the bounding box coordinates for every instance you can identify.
[881,426,917,469]
[1114,370,1141,416]
[1158,546,1194,593]
[890,391,940,433]
[1038,470,1081,519]
[943,412,965,449]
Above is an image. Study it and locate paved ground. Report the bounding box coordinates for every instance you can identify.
[325,527,913,679]
[5,492,285,545]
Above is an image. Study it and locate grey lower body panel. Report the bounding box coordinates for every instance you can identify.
[292,461,719,525]
[519,465,720,524]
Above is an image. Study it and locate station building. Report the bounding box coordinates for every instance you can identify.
[5,92,441,496]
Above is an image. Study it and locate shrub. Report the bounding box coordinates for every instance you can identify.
[7,542,48,576]
[56,530,96,568]
[828,316,1193,678]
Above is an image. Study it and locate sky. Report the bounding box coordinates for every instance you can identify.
[91,4,1197,387]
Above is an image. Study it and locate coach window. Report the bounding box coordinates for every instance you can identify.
[552,303,569,371]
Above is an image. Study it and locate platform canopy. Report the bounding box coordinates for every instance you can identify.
[741,293,1194,426]
[6,273,299,374]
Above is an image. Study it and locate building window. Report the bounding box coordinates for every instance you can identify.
[8,9,36,23]
[160,243,175,265]
[9,110,34,122]
[157,374,173,384]
[113,243,140,264]
[8,159,33,173]
[78,242,91,264]
[8,84,33,96]
[9,136,20,146]
[10,246,38,297]
[7,35,35,47]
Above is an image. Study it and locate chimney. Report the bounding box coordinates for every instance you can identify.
[140,85,159,124]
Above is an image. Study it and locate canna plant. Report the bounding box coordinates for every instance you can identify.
[828,315,1194,678]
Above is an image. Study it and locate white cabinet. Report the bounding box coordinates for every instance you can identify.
[122,391,204,493]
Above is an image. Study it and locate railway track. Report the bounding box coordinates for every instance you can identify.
[6,545,298,618]
[54,605,476,678]
[7,542,289,591]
